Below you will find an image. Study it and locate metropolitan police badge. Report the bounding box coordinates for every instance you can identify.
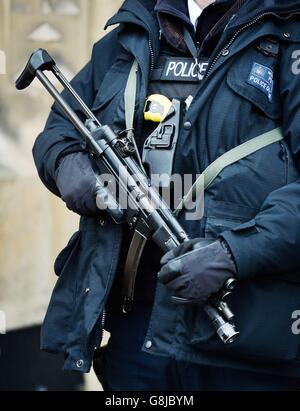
[247,62,274,103]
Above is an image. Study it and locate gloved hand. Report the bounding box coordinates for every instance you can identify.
[158,238,237,306]
[55,152,100,217]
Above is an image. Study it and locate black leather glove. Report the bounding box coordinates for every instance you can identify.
[55,152,100,217]
[158,238,237,306]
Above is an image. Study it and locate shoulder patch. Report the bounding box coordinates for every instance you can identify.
[247,62,274,102]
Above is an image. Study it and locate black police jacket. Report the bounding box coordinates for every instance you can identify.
[33,0,300,376]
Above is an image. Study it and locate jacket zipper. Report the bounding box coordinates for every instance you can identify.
[206,11,300,78]
[99,308,107,346]
[148,38,155,73]
[280,141,289,185]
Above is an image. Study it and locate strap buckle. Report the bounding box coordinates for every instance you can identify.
[145,124,175,150]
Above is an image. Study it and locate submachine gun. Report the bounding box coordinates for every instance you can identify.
[16,49,239,344]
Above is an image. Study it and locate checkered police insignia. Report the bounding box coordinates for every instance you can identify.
[247,62,274,102]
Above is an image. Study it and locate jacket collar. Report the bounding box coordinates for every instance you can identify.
[154,0,191,26]
[225,0,300,32]
[106,0,300,31]
[154,0,235,20]
[105,0,300,64]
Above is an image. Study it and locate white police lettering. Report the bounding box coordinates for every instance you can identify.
[165,61,176,77]
[163,58,208,82]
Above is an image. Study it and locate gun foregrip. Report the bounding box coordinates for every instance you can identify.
[16,48,55,90]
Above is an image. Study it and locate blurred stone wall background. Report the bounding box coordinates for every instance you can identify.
[0,0,122,390]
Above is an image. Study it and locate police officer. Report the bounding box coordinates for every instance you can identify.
[34,0,300,391]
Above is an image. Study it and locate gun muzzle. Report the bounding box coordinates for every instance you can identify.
[204,304,240,344]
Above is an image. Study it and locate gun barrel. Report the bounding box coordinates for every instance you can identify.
[36,70,91,141]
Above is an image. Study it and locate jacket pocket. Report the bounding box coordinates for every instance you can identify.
[188,201,300,363]
[204,200,259,238]
[186,278,300,364]
[54,231,81,276]
[227,43,281,120]
[279,139,299,185]
[91,54,133,123]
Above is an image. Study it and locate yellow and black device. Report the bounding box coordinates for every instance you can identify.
[144,94,173,123]
[142,98,182,188]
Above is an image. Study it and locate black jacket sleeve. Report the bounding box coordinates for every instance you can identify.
[32,28,120,196]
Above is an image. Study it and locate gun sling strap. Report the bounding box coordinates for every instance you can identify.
[175,127,284,215]
[122,60,284,309]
